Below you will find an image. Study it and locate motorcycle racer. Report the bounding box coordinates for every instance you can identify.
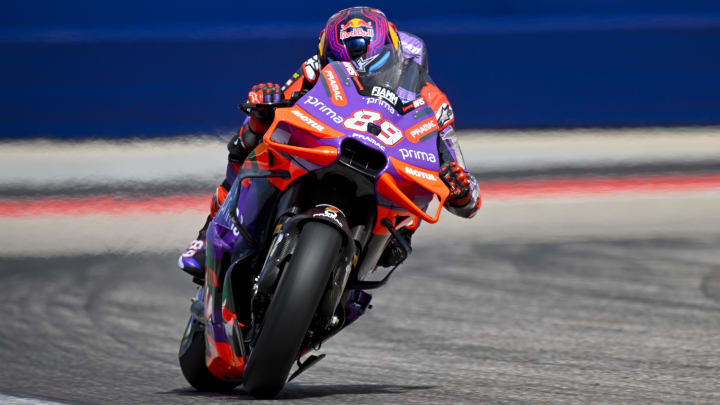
[179,6,480,278]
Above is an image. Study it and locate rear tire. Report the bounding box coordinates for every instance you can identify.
[242,221,343,398]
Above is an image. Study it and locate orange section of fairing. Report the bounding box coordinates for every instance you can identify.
[273,106,346,139]
[391,157,450,200]
[205,333,246,382]
[372,205,416,235]
[246,142,308,190]
[263,106,342,165]
[236,104,343,192]
[282,77,304,100]
[405,115,438,143]
[404,215,421,232]
[376,157,450,224]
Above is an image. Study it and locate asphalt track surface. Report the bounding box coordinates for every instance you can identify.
[2,131,720,403]
[1,234,720,404]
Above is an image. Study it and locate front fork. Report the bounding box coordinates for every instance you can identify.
[252,205,356,325]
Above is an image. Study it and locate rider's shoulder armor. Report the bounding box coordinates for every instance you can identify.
[281,55,320,98]
[398,31,428,72]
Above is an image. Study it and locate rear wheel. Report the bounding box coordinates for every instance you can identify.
[242,221,343,398]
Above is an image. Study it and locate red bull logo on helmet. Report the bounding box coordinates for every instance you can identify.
[339,18,374,40]
[341,18,373,30]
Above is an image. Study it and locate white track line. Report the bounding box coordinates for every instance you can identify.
[1,127,719,188]
[0,394,66,405]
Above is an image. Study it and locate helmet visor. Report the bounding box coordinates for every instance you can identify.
[344,37,368,60]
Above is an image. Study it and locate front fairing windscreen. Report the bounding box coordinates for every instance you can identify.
[354,49,403,93]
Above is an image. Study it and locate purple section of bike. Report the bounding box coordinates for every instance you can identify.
[206,59,446,284]
[296,62,440,173]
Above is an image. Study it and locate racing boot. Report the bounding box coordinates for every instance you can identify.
[178,216,211,280]
[178,180,229,280]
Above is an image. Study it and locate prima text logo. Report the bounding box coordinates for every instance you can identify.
[399,148,437,163]
[303,96,344,124]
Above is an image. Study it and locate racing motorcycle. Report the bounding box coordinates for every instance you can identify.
[178,61,454,398]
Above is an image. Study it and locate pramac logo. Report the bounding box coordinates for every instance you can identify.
[322,67,348,107]
[405,116,438,143]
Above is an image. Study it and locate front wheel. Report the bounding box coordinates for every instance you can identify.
[242,221,343,398]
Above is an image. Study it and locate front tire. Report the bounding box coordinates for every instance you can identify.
[242,221,343,398]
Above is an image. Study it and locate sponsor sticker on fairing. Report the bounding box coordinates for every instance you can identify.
[322,68,347,106]
[313,206,343,227]
[399,148,437,163]
[371,86,399,105]
[303,95,344,124]
[404,166,437,182]
[365,96,396,115]
[351,133,386,151]
[341,61,357,77]
[290,109,325,132]
[405,116,438,143]
[403,97,426,112]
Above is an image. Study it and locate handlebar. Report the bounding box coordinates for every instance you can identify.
[237,91,307,115]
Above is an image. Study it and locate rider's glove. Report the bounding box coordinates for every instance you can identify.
[440,161,472,207]
[247,82,284,134]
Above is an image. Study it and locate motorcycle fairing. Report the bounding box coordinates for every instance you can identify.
[201,61,452,382]
[261,62,450,226]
